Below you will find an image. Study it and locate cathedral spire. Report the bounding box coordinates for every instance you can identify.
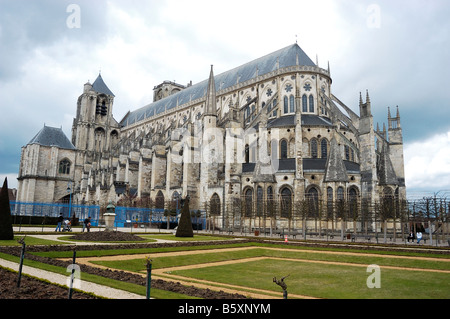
[205,65,217,117]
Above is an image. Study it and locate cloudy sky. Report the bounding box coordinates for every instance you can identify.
[0,0,449,199]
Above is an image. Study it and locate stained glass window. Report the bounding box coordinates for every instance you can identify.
[321,139,328,158]
[309,95,314,112]
[59,159,71,175]
[302,94,308,112]
[280,139,288,159]
[284,96,289,114]
[289,95,295,113]
[311,139,318,158]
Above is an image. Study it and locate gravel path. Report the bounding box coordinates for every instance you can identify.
[0,258,145,299]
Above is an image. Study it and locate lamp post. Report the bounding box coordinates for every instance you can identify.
[67,181,72,218]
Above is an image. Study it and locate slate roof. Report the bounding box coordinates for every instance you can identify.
[267,115,295,128]
[266,115,333,129]
[303,158,360,173]
[28,125,76,150]
[92,74,115,97]
[301,115,333,126]
[121,44,316,127]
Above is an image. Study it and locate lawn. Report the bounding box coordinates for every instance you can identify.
[91,245,450,299]
[0,236,64,246]
[173,258,450,299]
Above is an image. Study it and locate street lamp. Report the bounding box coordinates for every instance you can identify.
[67,181,72,218]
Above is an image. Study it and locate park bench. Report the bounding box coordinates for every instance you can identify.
[277,230,300,239]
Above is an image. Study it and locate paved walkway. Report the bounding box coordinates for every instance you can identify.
[1,227,176,299]
[0,258,145,299]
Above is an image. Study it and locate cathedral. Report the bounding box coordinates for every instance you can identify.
[16,44,406,229]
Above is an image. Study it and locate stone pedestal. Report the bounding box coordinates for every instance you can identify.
[104,213,116,231]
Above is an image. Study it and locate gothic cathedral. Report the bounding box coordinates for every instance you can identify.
[17,44,406,229]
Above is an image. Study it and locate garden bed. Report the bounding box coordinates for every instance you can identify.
[0,237,250,299]
[0,266,98,299]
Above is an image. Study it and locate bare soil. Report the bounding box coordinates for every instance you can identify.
[0,267,98,299]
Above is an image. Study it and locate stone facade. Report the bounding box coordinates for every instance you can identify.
[17,44,406,229]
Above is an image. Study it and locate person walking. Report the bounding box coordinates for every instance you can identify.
[83,216,91,232]
[55,213,63,232]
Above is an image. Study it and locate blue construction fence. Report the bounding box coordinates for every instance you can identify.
[10,201,206,230]
[10,201,101,227]
[114,206,206,230]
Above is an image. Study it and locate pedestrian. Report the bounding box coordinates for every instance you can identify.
[416,231,423,244]
[83,216,91,232]
[407,231,414,243]
[55,213,63,232]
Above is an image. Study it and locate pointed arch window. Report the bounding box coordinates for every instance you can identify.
[280,139,288,159]
[348,187,359,220]
[327,187,334,219]
[302,94,308,112]
[210,193,221,215]
[244,144,250,164]
[309,95,315,112]
[257,186,264,216]
[311,138,318,158]
[306,187,319,217]
[345,145,350,161]
[283,96,289,114]
[289,95,295,113]
[280,187,292,218]
[267,186,274,216]
[155,191,165,209]
[337,187,344,201]
[59,159,71,175]
[244,188,253,217]
[321,139,328,158]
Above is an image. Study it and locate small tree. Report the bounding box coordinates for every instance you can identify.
[175,196,193,237]
[0,178,14,240]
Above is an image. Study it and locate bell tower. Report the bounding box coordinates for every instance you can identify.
[72,74,120,154]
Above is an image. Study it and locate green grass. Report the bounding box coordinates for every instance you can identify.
[0,252,197,299]
[0,236,64,246]
[92,245,450,273]
[172,258,450,299]
[3,237,450,299]
[90,245,450,299]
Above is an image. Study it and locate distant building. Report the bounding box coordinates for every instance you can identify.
[17,44,406,229]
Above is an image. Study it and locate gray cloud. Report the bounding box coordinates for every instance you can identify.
[1,0,449,195]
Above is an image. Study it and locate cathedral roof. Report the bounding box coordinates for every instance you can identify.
[28,125,76,150]
[92,74,115,97]
[121,44,316,127]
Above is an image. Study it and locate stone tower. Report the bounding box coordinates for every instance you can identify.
[71,74,121,204]
[71,74,120,155]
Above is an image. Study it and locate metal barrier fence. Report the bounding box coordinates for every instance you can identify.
[10,201,206,230]
[10,201,101,226]
[114,206,206,230]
